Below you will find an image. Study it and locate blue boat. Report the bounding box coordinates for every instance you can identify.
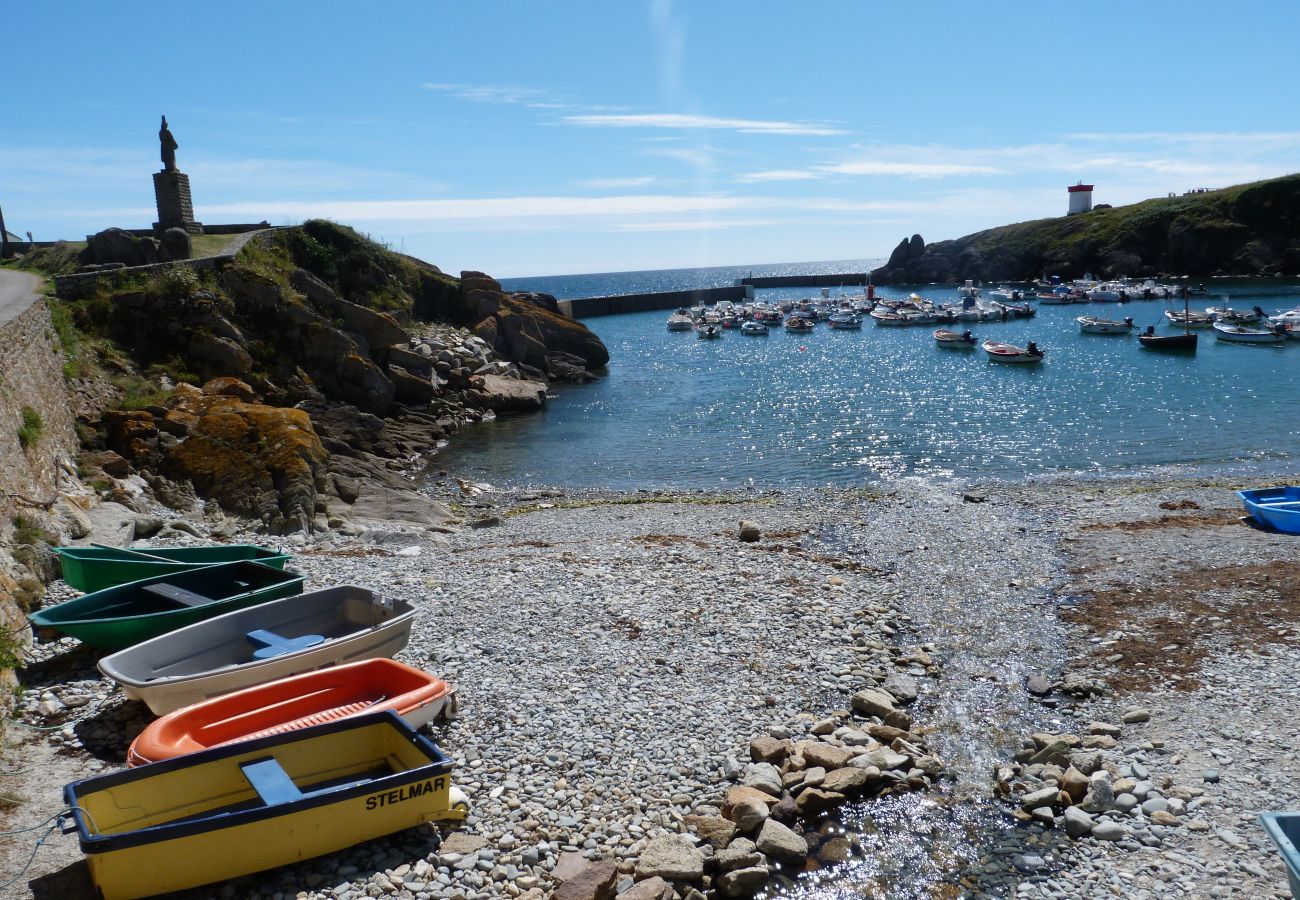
[1260,812,1300,898]
[1238,486,1300,534]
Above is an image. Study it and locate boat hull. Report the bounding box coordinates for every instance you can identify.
[98,586,417,715]
[1139,333,1197,352]
[1238,487,1300,534]
[66,711,464,900]
[1214,324,1287,344]
[982,342,1044,364]
[57,545,291,593]
[1260,812,1300,899]
[30,562,305,650]
[127,659,457,765]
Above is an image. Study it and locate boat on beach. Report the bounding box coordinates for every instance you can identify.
[982,340,1044,364]
[29,562,305,650]
[66,711,468,900]
[55,544,291,593]
[126,658,457,766]
[1078,315,1134,335]
[1238,486,1300,534]
[933,328,977,349]
[97,585,418,715]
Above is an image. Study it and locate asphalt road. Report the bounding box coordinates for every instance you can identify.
[0,267,41,326]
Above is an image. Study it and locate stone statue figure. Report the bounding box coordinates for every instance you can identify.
[159,115,178,172]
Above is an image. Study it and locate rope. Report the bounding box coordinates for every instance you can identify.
[0,811,67,891]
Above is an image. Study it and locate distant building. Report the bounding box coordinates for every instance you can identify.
[1067,183,1094,215]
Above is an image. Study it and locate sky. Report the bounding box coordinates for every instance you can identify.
[2,1,1298,277]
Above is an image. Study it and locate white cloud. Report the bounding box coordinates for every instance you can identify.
[578,176,656,189]
[736,169,823,183]
[614,217,780,232]
[643,145,717,170]
[564,113,846,136]
[820,160,1006,178]
[420,82,572,109]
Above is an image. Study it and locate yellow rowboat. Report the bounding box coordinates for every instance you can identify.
[64,711,468,900]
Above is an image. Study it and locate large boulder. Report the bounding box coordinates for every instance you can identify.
[465,375,546,413]
[163,388,328,532]
[83,228,156,267]
[339,353,395,415]
[160,228,192,261]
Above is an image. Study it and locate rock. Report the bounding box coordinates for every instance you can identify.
[635,834,705,881]
[768,794,798,823]
[1203,769,1220,784]
[817,836,853,864]
[1026,674,1053,696]
[1028,740,1073,767]
[728,797,770,833]
[187,332,253,377]
[51,498,92,541]
[81,501,138,547]
[1141,797,1169,816]
[552,851,591,882]
[620,877,673,900]
[738,520,761,542]
[1069,751,1103,775]
[755,819,807,864]
[200,376,258,402]
[684,814,736,849]
[742,762,783,797]
[389,366,436,406]
[799,742,854,771]
[1150,810,1180,826]
[715,838,762,873]
[722,786,781,817]
[1113,793,1138,813]
[820,766,873,795]
[160,227,192,261]
[1080,774,1116,813]
[1122,707,1151,724]
[717,866,770,898]
[1087,721,1122,737]
[749,735,789,765]
[796,788,846,817]
[440,834,488,855]
[1063,806,1095,838]
[1091,821,1129,842]
[1020,786,1060,811]
[1060,766,1090,802]
[465,375,546,413]
[850,688,896,719]
[881,673,919,705]
[864,749,910,771]
[553,859,618,900]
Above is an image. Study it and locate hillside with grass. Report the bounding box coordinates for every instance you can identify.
[871,174,1300,283]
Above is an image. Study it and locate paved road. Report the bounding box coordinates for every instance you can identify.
[0,268,41,327]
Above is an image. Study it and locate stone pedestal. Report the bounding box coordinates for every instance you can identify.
[153,170,203,235]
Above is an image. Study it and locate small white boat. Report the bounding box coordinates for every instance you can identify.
[827,312,862,330]
[982,340,1045,364]
[934,328,977,349]
[697,324,722,339]
[1164,308,1214,328]
[1077,315,1134,335]
[1268,305,1300,327]
[1207,305,1264,324]
[666,309,694,331]
[1213,322,1288,344]
[97,586,418,715]
[740,320,769,335]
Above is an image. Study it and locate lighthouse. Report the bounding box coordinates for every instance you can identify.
[1067,182,1094,215]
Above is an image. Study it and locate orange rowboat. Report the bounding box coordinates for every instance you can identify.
[128,658,457,766]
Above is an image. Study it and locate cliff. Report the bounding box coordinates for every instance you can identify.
[871,174,1300,283]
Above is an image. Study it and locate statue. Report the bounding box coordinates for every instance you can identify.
[159,115,178,172]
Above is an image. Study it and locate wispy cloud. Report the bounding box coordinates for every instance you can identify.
[579,176,656,189]
[615,217,779,232]
[564,113,846,136]
[736,169,823,183]
[649,0,687,98]
[820,160,1006,178]
[643,145,718,170]
[420,82,572,110]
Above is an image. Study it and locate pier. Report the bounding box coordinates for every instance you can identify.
[559,285,748,319]
[736,273,869,288]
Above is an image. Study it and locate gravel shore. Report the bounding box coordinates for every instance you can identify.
[3,473,1298,899]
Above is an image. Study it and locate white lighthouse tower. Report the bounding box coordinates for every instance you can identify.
[1067,182,1094,215]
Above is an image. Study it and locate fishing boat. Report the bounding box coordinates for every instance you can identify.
[696,324,722,339]
[98,585,417,715]
[739,320,768,335]
[933,329,977,349]
[1207,305,1265,324]
[1077,315,1134,335]
[992,300,1036,319]
[827,312,862,330]
[665,309,694,331]
[28,562,304,651]
[127,659,457,766]
[66,710,468,900]
[1213,322,1288,344]
[1164,308,1214,328]
[784,316,814,333]
[982,340,1045,364]
[56,544,291,593]
[1238,486,1300,534]
[1258,812,1300,899]
[1141,292,1198,352]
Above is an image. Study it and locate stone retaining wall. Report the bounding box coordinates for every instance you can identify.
[54,228,272,300]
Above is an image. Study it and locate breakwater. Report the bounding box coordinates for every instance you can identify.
[559,285,748,318]
[738,273,868,288]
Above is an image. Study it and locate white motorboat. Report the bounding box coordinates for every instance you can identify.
[1268,305,1300,327]
[1207,305,1264,324]
[666,309,694,331]
[827,312,862,330]
[97,586,417,715]
[740,320,769,335]
[983,340,1045,364]
[1213,322,1288,344]
[1077,315,1134,335]
[697,323,722,339]
[934,328,977,349]
[1164,308,1214,328]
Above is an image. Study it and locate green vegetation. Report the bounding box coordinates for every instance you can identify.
[189,233,239,257]
[16,407,43,449]
[11,514,51,546]
[9,241,86,276]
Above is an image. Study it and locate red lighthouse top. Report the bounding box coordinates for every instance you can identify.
[1068,184,1095,193]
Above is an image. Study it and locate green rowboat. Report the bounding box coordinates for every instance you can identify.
[29,561,305,650]
[56,544,292,593]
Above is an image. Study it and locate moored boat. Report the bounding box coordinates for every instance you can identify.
[827,312,862,330]
[666,309,694,331]
[98,585,418,715]
[1238,486,1300,535]
[1138,327,1197,352]
[56,544,292,594]
[1078,315,1134,335]
[784,316,814,333]
[1213,322,1288,344]
[697,324,722,339]
[1164,308,1214,328]
[739,320,768,335]
[934,328,977,349]
[66,711,468,900]
[1207,305,1265,324]
[982,340,1045,364]
[127,658,457,766]
[29,562,305,650]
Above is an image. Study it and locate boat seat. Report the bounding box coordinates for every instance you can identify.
[240,757,303,805]
[140,583,213,608]
[246,629,326,660]
[1261,501,1300,511]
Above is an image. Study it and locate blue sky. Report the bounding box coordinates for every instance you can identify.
[3,1,1297,277]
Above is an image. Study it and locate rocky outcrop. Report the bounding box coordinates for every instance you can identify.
[871,173,1300,282]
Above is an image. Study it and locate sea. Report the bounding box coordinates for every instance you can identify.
[429,260,1300,490]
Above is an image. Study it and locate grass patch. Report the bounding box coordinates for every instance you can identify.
[16,407,43,449]
[189,233,240,257]
[11,514,52,546]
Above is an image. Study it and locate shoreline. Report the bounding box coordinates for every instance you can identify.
[3,469,1297,899]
